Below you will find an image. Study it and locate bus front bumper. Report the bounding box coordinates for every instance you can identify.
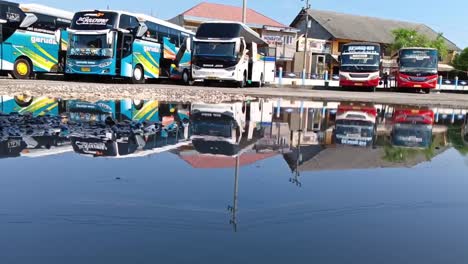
[66,59,116,76]
[339,78,380,88]
[397,79,438,89]
[192,67,240,82]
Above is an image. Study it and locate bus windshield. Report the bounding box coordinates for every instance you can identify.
[392,124,432,148]
[336,120,375,138]
[192,120,234,138]
[400,49,438,72]
[340,54,380,71]
[194,42,236,58]
[68,34,114,58]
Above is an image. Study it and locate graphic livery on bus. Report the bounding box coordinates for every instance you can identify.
[192,21,276,87]
[334,103,377,147]
[339,43,381,91]
[65,10,194,84]
[0,1,72,79]
[395,47,439,93]
[392,108,434,148]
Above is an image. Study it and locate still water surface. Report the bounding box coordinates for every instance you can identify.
[1,96,468,263]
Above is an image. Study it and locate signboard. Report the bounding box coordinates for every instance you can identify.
[262,34,283,45]
[298,38,329,53]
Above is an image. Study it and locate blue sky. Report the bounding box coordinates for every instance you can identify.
[39,0,467,48]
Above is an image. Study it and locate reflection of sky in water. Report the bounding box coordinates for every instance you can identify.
[0,148,467,263]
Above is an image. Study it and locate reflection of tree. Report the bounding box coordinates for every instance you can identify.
[383,133,447,163]
[447,125,468,156]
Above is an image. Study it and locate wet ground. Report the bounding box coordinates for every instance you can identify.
[1,78,468,108]
[1,95,468,263]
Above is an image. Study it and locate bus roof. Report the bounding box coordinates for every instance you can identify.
[75,10,194,35]
[344,42,380,46]
[136,13,194,35]
[400,47,438,51]
[20,3,73,20]
[197,21,267,45]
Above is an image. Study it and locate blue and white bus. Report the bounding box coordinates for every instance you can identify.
[65,10,194,84]
[0,1,72,79]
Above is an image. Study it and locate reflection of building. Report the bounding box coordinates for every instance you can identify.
[169,2,298,69]
[290,9,461,75]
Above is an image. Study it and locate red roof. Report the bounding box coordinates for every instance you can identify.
[181,152,278,169]
[179,2,286,28]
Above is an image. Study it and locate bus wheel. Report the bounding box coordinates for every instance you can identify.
[423,89,431,94]
[12,58,33,79]
[182,70,194,86]
[131,65,145,84]
[14,94,34,107]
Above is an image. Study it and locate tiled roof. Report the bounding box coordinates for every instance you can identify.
[181,152,278,169]
[178,2,287,28]
[291,9,460,51]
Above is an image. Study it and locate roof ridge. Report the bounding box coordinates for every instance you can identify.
[309,8,423,26]
[181,1,287,28]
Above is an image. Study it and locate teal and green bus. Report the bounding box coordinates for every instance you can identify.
[65,10,194,84]
[0,1,72,79]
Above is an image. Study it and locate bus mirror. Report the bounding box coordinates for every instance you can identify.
[19,13,38,28]
[338,55,341,61]
[136,23,148,38]
[54,30,61,43]
[107,33,113,45]
[186,38,191,52]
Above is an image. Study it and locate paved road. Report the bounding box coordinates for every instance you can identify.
[1,78,468,108]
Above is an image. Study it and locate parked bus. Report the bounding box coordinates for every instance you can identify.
[65,10,194,84]
[391,107,434,148]
[192,21,275,88]
[0,95,61,116]
[394,47,439,93]
[334,103,377,147]
[0,1,72,79]
[339,42,381,92]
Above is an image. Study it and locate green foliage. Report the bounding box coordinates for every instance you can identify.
[447,125,468,155]
[453,48,468,72]
[391,28,448,58]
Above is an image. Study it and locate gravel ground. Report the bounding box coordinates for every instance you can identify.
[1,78,468,108]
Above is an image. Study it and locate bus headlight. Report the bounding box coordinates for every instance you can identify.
[399,76,410,82]
[99,61,112,68]
[339,74,348,80]
[193,65,202,70]
[226,66,236,71]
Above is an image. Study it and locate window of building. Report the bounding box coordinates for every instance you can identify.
[283,35,293,45]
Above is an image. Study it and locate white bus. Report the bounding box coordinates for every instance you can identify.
[192,21,275,88]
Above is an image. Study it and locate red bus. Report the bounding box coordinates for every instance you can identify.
[339,43,381,92]
[395,48,439,93]
[334,103,377,147]
[392,108,434,148]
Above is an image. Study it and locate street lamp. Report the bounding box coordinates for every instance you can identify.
[301,0,311,86]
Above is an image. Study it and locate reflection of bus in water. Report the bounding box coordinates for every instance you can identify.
[68,100,190,157]
[0,112,70,159]
[334,103,377,147]
[392,108,434,148]
[0,95,61,116]
[190,102,246,145]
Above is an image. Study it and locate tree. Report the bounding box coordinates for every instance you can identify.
[391,28,448,58]
[453,48,468,72]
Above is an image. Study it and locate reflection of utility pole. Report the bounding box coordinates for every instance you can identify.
[228,155,240,232]
[290,112,303,187]
[302,0,310,85]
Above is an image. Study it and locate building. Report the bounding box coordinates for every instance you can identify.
[169,2,299,70]
[290,9,461,76]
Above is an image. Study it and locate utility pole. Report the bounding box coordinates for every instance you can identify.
[242,0,247,24]
[302,0,310,85]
